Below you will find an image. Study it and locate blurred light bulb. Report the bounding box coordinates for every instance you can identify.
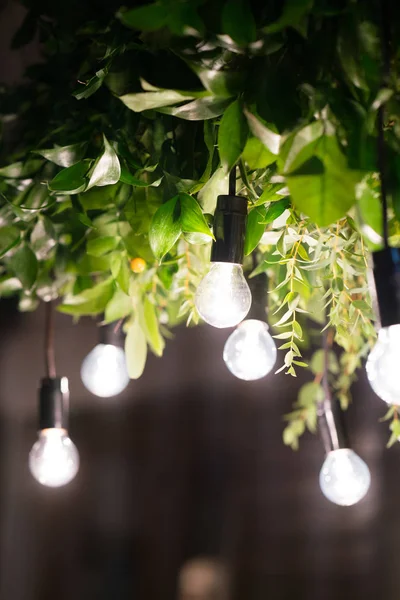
[319,448,371,506]
[195,263,251,328]
[81,343,129,397]
[223,319,277,380]
[366,324,400,404]
[29,429,79,487]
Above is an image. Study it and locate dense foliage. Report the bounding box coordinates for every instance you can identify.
[1,0,399,446]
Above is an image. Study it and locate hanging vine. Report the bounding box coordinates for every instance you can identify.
[0,0,399,445]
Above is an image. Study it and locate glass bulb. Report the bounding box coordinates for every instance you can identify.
[195,263,251,328]
[319,448,371,506]
[223,319,277,380]
[366,324,400,405]
[29,429,79,487]
[81,343,130,397]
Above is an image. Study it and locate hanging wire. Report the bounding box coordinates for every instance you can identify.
[317,329,340,453]
[378,0,391,250]
[44,301,56,379]
[229,165,236,196]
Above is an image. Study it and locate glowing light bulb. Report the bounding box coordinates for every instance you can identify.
[195,263,251,328]
[81,343,129,397]
[319,448,371,506]
[223,319,277,380]
[366,324,400,404]
[29,429,79,487]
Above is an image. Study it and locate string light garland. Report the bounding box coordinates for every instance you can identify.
[318,334,370,506]
[29,301,79,488]
[195,166,252,328]
[81,322,129,398]
[223,271,277,381]
[365,0,400,405]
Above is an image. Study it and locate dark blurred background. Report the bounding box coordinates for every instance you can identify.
[0,2,399,599]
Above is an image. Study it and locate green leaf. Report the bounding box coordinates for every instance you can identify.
[104,289,132,324]
[156,96,229,120]
[280,121,324,173]
[33,143,87,168]
[218,100,249,172]
[285,136,362,227]
[58,279,114,316]
[9,245,38,289]
[244,206,266,255]
[119,90,195,112]
[49,160,91,194]
[118,4,168,31]
[143,296,165,356]
[242,137,276,169]
[149,196,182,260]
[266,0,313,33]
[125,317,147,379]
[260,198,290,224]
[116,259,131,295]
[0,159,43,179]
[73,68,108,100]
[222,0,256,46]
[298,382,324,407]
[357,179,382,237]
[0,226,21,257]
[87,236,120,257]
[87,135,121,189]
[179,193,213,237]
[198,167,228,213]
[243,109,281,155]
[191,64,243,98]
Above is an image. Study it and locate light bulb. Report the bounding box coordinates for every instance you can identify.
[29,429,79,487]
[319,448,371,506]
[195,263,251,328]
[366,324,400,404]
[223,319,277,380]
[81,343,129,397]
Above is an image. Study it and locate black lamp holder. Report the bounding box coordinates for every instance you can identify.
[38,376,69,431]
[38,301,69,431]
[210,165,248,265]
[370,0,400,328]
[99,322,125,348]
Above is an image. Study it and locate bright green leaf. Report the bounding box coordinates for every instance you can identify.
[149,196,182,260]
[58,279,114,316]
[87,135,121,189]
[104,289,132,324]
[10,245,38,289]
[285,136,362,226]
[244,206,266,255]
[244,108,281,155]
[87,236,120,257]
[218,100,249,172]
[49,160,91,194]
[143,296,165,356]
[33,143,87,168]
[157,96,229,120]
[125,317,147,379]
[242,137,276,169]
[119,90,195,112]
[0,226,21,257]
[179,193,213,237]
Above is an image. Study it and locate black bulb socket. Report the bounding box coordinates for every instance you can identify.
[371,247,400,328]
[210,195,248,265]
[38,377,69,431]
[247,272,268,322]
[99,322,124,348]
